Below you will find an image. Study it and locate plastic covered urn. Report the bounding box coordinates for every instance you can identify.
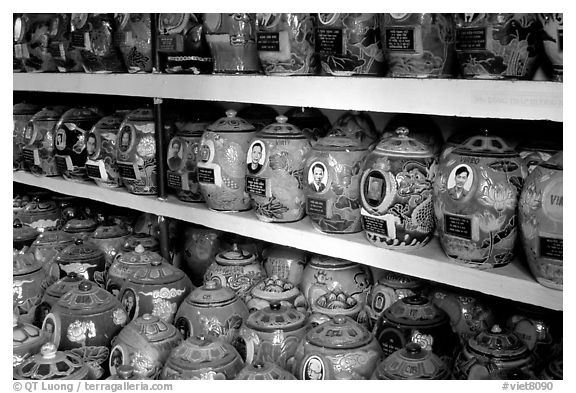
[13,221,40,250]
[41,281,128,351]
[85,111,129,188]
[380,13,456,78]
[54,107,103,182]
[293,315,383,380]
[115,13,153,73]
[204,244,265,301]
[371,342,451,380]
[262,244,307,286]
[89,221,131,269]
[247,115,311,222]
[284,107,331,142]
[433,133,524,268]
[109,313,183,378]
[115,108,157,194]
[454,325,535,380]
[519,152,563,290]
[13,249,49,318]
[174,279,249,344]
[160,335,244,379]
[157,13,213,74]
[21,106,69,177]
[118,257,193,324]
[55,238,106,285]
[256,13,317,75]
[35,273,85,327]
[167,119,210,202]
[203,13,260,74]
[197,109,256,211]
[14,342,97,380]
[453,14,541,79]
[239,303,307,369]
[538,14,563,82]
[360,126,437,250]
[304,131,370,234]
[235,362,297,380]
[13,102,40,171]
[13,311,49,368]
[316,13,384,76]
[17,197,61,232]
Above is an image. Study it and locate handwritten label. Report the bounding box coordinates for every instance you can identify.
[316,28,343,56]
[246,176,267,197]
[22,148,40,166]
[198,167,215,184]
[539,237,563,260]
[257,32,280,51]
[444,214,472,240]
[55,155,73,173]
[385,28,415,51]
[306,197,327,217]
[362,215,389,237]
[117,162,138,180]
[158,34,184,52]
[456,27,487,51]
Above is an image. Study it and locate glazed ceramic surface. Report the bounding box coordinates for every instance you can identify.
[17,197,61,232]
[54,107,103,182]
[247,115,311,222]
[160,335,244,380]
[293,315,382,380]
[284,107,331,142]
[35,273,85,327]
[239,303,307,370]
[304,132,370,234]
[519,152,563,290]
[540,353,562,380]
[538,14,563,82]
[107,365,150,380]
[13,103,40,171]
[182,226,221,287]
[62,217,98,240]
[52,13,84,73]
[13,14,59,73]
[371,342,451,380]
[13,221,40,250]
[29,230,74,282]
[109,313,183,378]
[106,245,160,296]
[235,362,296,380]
[381,13,456,78]
[167,120,210,202]
[115,13,152,73]
[454,13,541,79]
[14,343,96,380]
[316,13,384,76]
[116,108,157,195]
[89,222,131,270]
[360,126,437,250]
[256,13,317,75]
[454,325,535,380]
[204,13,260,74]
[85,111,128,188]
[434,134,524,268]
[197,110,256,211]
[333,110,379,146]
[13,250,49,321]
[22,106,68,177]
[245,276,307,312]
[262,244,307,286]
[157,13,213,74]
[174,279,249,345]
[55,239,107,285]
[13,312,49,368]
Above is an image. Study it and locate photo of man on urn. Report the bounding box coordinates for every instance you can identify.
[448,165,472,200]
[308,162,327,193]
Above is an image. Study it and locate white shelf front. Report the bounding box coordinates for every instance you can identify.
[13,73,562,122]
[13,171,563,311]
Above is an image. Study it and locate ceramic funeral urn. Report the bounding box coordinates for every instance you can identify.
[538,13,563,82]
[13,311,49,368]
[13,102,41,171]
[235,362,297,380]
[55,238,107,285]
[371,342,451,380]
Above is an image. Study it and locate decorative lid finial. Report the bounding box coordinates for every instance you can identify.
[275,115,288,124]
[225,109,237,118]
[135,244,145,253]
[395,126,410,137]
[41,342,58,359]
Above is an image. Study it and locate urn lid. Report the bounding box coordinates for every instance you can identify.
[54,281,124,316]
[13,249,43,276]
[455,132,519,158]
[540,151,563,170]
[246,303,307,333]
[56,238,105,264]
[44,273,85,301]
[59,107,101,123]
[117,313,183,345]
[14,102,41,116]
[467,324,531,360]
[20,197,60,219]
[31,106,69,121]
[91,112,127,132]
[382,114,444,155]
[235,362,297,380]
[259,115,306,139]
[383,294,449,327]
[313,129,371,151]
[378,270,425,290]
[126,257,189,286]
[306,315,373,349]
[215,244,257,266]
[91,222,130,240]
[309,255,358,270]
[117,244,164,266]
[126,108,154,122]
[122,233,160,252]
[13,311,47,353]
[374,126,435,158]
[187,279,239,307]
[251,276,301,300]
[165,335,242,371]
[207,109,256,133]
[311,289,360,316]
[13,221,39,243]
[32,229,74,247]
[283,106,331,140]
[63,218,98,234]
[238,104,278,131]
[372,342,450,380]
[13,342,90,380]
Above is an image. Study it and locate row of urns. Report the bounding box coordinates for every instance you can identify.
[14,13,563,81]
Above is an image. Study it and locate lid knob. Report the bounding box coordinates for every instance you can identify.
[117,365,134,379]
[135,244,145,254]
[67,272,79,280]
[204,279,219,290]
[79,281,92,292]
[253,362,264,369]
[405,342,422,355]
[491,324,502,334]
[74,238,84,245]
[275,115,288,124]
[40,342,58,359]
[142,313,152,321]
[270,302,281,311]
[150,258,162,267]
[395,126,410,138]
[333,315,346,324]
[225,109,237,118]
[404,294,427,306]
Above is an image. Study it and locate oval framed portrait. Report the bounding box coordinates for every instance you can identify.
[307,161,328,193]
[167,137,185,171]
[109,344,127,376]
[86,132,100,159]
[118,125,134,154]
[41,312,61,348]
[303,355,325,380]
[120,288,139,322]
[447,164,474,201]
[246,140,266,175]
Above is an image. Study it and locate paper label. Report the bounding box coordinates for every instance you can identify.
[198,167,215,184]
[316,28,343,56]
[246,176,267,197]
[444,213,472,240]
[257,32,280,51]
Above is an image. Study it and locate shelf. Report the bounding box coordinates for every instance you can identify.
[14,171,563,311]
[13,73,563,122]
